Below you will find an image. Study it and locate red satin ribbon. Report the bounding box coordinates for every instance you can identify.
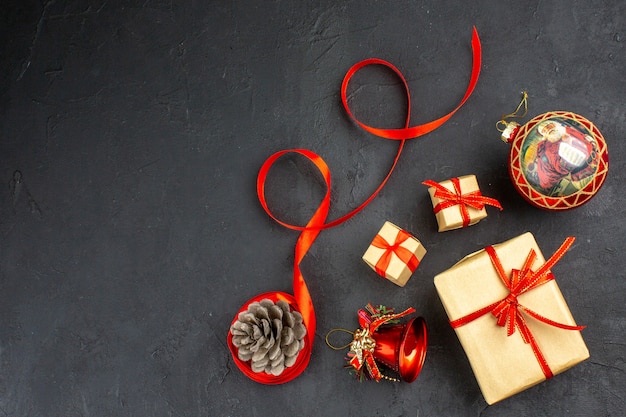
[422,177,503,227]
[371,230,420,277]
[341,28,482,141]
[229,27,482,384]
[449,237,585,379]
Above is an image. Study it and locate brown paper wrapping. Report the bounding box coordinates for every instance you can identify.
[426,174,487,232]
[434,232,589,404]
[362,221,426,287]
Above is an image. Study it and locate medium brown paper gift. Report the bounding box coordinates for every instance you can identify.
[424,175,502,232]
[434,232,589,404]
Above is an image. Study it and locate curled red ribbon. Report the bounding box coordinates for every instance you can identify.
[422,177,503,227]
[371,230,420,277]
[228,27,482,384]
[449,237,585,379]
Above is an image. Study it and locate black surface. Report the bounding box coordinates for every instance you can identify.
[1,1,625,416]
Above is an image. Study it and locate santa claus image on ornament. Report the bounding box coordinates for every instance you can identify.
[521,118,599,197]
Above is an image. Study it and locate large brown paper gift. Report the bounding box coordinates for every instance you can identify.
[423,175,502,232]
[434,232,589,404]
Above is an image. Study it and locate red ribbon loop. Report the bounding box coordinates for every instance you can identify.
[371,231,420,277]
[422,178,503,228]
[341,27,482,141]
[450,237,585,379]
[369,307,416,333]
[230,28,482,384]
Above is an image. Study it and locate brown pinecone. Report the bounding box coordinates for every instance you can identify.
[230,299,307,376]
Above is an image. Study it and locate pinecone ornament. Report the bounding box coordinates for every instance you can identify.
[230,299,307,376]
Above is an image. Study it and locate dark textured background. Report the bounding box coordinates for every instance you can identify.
[1,1,625,416]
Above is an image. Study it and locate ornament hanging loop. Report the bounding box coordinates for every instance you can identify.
[496,91,528,132]
[325,328,354,350]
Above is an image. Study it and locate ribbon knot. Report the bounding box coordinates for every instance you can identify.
[371,231,419,277]
[422,177,502,228]
[492,292,521,337]
[450,237,585,379]
[502,293,519,308]
[505,293,518,305]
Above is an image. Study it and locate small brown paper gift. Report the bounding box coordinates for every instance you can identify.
[434,232,588,404]
[362,221,426,287]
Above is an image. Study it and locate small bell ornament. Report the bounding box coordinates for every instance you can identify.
[498,92,609,211]
[326,304,427,383]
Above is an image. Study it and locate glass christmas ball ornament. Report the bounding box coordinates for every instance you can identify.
[498,94,609,211]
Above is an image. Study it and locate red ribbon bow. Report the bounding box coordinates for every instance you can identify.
[371,230,420,277]
[450,237,585,379]
[228,28,482,384]
[348,307,415,381]
[422,178,502,228]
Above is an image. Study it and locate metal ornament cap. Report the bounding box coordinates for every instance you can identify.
[501,121,520,143]
[506,111,609,211]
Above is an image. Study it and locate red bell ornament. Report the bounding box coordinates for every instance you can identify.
[498,93,609,211]
[369,316,428,383]
[326,304,427,383]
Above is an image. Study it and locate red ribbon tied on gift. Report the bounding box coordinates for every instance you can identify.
[449,237,585,379]
[422,177,503,228]
[228,28,482,384]
[348,307,416,381]
[371,230,420,277]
